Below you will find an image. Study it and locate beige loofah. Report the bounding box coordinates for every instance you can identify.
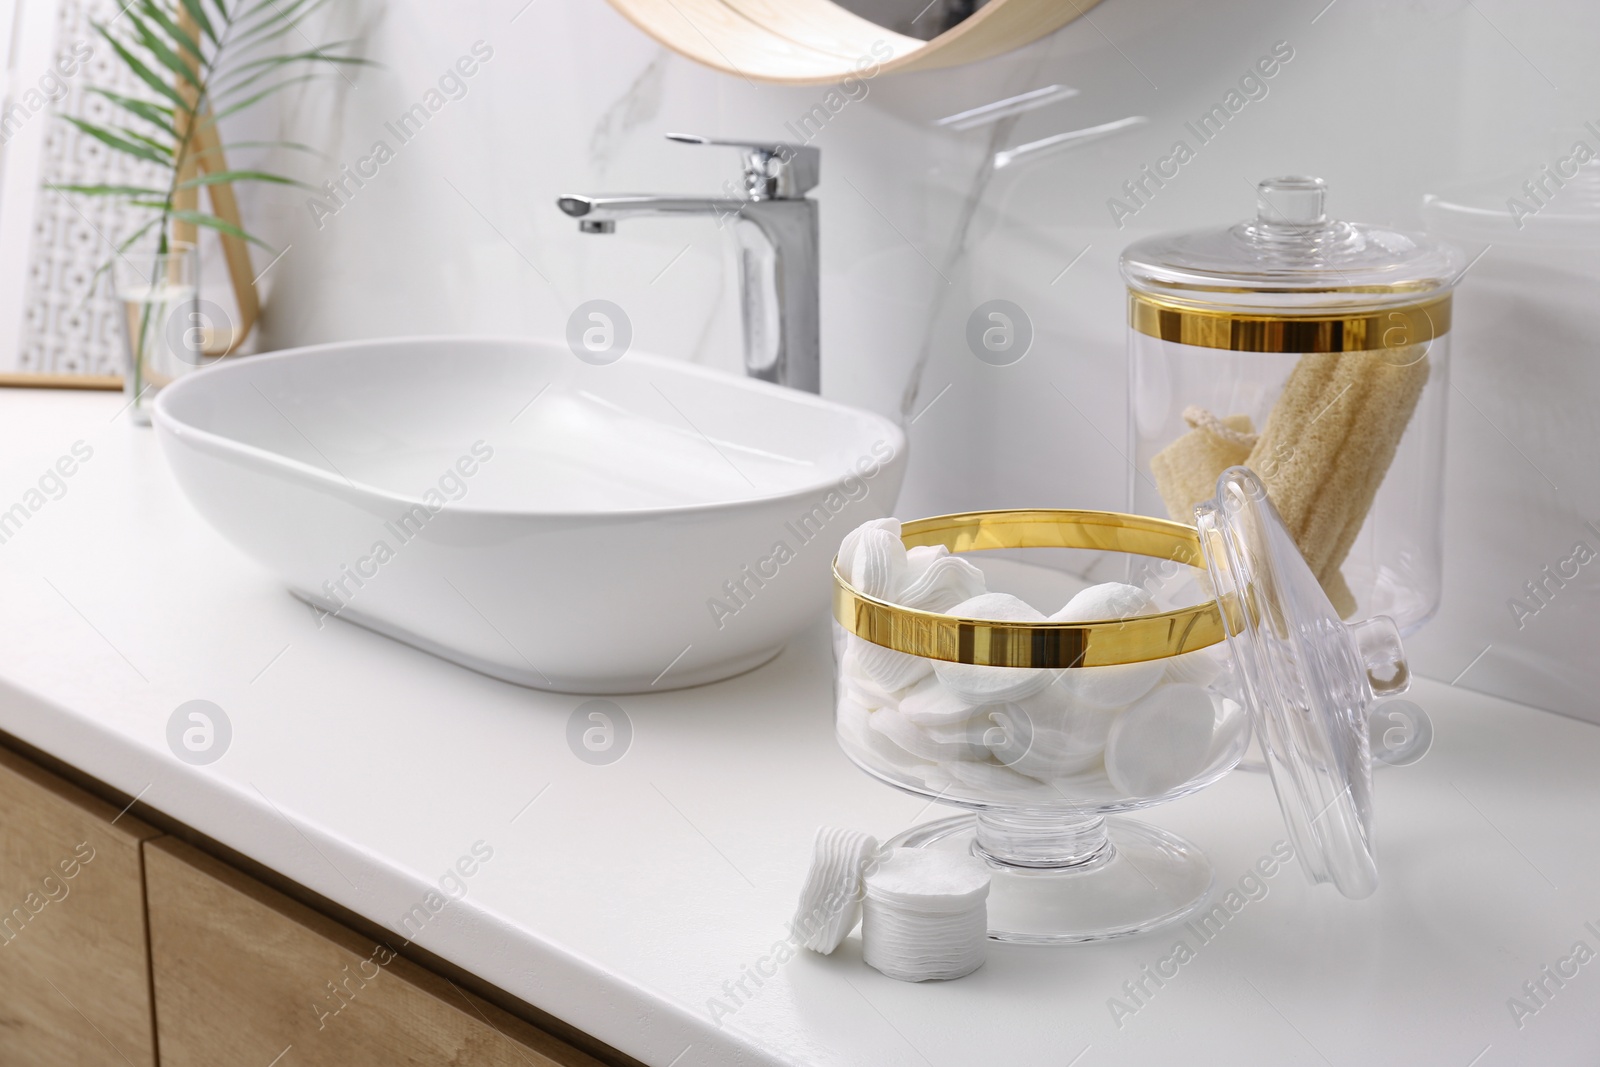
[1151,408,1258,523]
[1246,344,1430,618]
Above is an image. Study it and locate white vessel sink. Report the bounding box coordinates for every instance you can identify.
[154,337,906,693]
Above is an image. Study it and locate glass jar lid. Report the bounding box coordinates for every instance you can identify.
[1121,176,1465,314]
[1196,467,1409,899]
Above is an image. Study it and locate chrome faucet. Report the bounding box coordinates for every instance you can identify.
[557,133,821,393]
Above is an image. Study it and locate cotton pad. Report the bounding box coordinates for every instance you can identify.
[1165,647,1224,688]
[837,518,901,579]
[1020,682,1121,754]
[848,527,908,600]
[1054,663,1163,710]
[1058,581,1156,621]
[941,756,1067,800]
[933,594,1052,703]
[1050,583,1164,708]
[861,848,990,982]
[869,707,986,763]
[898,673,983,727]
[1104,683,1216,796]
[792,826,880,953]
[899,553,987,613]
[835,695,875,749]
[843,673,898,711]
[861,908,988,983]
[846,635,932,692]
[903,544,949,581]
[837,695,919,772]
[984,684,1119,780]
[864,848,990,908]
[842,716,934,786]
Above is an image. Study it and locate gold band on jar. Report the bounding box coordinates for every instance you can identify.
[833,510,1232,669]
[1128,292,1451,354]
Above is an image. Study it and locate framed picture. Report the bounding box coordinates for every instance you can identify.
[0,0,159,389]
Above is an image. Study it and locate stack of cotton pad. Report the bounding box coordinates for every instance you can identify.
[792,827,880,953]
[861,848,990,982]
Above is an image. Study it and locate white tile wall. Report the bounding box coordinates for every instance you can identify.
[250,0,1600,719]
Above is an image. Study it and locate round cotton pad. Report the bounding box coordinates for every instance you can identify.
[863,848,990,909]
[898,673,983,727]
[836,518,900,580]
[1104,683,1217,796]
[792,826,880,954]
[899,553,987,613]
[847,635,932,692]
[933,594,1052,703]
[1165,647,1223,688]
[849,527,908,600]
[1050,583,1165,708]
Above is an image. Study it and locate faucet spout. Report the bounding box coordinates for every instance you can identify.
[557,194,744,227]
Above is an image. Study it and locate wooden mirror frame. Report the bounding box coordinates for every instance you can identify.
[603,0,1103,85]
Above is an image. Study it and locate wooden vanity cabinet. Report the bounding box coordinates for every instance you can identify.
[0,746,159,1067]
[0,740,609,1067]
[144,837,604,1067]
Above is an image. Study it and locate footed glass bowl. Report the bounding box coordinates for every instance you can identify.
[832,487,1413,943]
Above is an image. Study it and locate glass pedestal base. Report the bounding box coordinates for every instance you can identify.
[885,813,1213,943]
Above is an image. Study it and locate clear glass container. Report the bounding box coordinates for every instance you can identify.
[115,243,203,426]
[1122,177,1464,634]
[832,469,1421,943]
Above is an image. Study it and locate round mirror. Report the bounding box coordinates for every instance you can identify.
[603,0,1102,85]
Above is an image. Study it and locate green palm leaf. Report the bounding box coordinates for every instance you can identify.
[48,183,171,197]
[121,126,179,158]
[179,0,218,44]
[62,116,172,165]
[219,44,372,83]
[124,11,204,93]
[170,209,274,248]
[138,1,205,63]
[116,218,163,253]
[60,0,373,275]
[210,74,324,119]
[87,88,178,137]
[193,138,324,159]
[232,0,327,44]
[89,217,165,288]
[92,22,190,111]
[177,168,311,191]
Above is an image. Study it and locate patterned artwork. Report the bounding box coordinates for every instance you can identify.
[16,0,167,377]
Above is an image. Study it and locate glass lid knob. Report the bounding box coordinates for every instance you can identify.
[1348,616,1409,697]
[1256,175,1327,226]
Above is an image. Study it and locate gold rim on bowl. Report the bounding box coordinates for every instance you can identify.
[832,509,1234,668]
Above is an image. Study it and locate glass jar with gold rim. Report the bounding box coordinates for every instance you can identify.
[1121,176,1464,634]
[832,469,1429,944]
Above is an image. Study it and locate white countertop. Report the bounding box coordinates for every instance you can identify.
[1,389,1598,1067]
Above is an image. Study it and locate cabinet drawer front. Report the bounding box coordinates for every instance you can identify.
[0,747,157,1067]
[145,838,602,1067]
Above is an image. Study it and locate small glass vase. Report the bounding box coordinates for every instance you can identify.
[115,243,202,425]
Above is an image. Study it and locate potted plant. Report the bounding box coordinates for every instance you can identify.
[53,0,366,422]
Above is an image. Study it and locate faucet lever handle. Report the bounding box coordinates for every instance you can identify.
[665,132,820,200]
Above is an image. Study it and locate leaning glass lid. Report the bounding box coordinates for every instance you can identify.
[1195,467,1410,899]
[1121,175,1465,314]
